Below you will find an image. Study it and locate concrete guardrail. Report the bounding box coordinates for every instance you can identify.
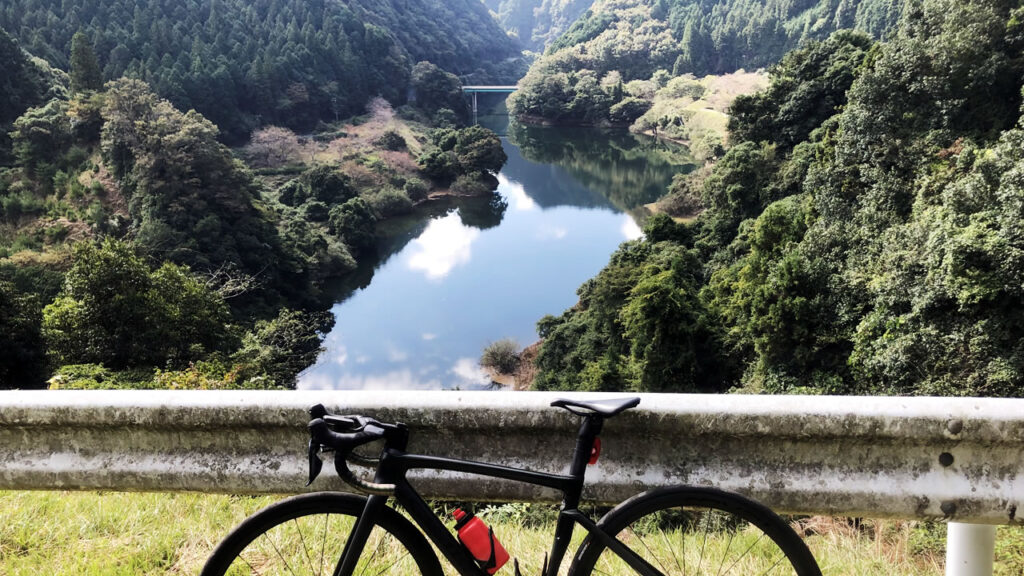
[0,390,1021,574]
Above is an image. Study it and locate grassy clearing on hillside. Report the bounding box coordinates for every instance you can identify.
[3,491,1022,575]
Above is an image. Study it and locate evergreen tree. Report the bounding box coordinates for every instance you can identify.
[0,27,47,129]
[69,31,103,93]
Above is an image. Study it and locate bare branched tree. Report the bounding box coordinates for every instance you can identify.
[245,126,301,167]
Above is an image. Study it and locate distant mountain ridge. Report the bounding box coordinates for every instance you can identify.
[0,0,524,141]
[509,0,904,123]
[482,0,596,51]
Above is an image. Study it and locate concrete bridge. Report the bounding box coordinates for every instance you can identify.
[462,85,518,115]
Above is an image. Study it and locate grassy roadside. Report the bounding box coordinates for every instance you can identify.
[1,491,1021,574]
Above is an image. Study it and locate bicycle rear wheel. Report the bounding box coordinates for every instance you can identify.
[201,492,443,576]
[569,486,821,576]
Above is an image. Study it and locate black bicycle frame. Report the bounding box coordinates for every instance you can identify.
[332,415,663,576]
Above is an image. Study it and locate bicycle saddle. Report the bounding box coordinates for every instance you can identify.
[551,397,640,417]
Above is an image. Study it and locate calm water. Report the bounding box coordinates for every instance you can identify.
[298,122,694,391]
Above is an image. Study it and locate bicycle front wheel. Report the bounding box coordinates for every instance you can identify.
[201,492,443,576]
[569,486,821,576]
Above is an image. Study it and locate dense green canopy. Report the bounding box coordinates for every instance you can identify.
[535,0,1024,398]
[510,0,903,124]
[1,0,524,141]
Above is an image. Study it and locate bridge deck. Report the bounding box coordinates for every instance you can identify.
[462,85,518,93]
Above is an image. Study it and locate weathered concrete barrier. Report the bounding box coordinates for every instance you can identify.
[0,390,1021,526]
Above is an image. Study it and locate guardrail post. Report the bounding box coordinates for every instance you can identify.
[946,523,996,576]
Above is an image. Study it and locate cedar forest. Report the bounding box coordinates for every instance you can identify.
[1,0,1023,401]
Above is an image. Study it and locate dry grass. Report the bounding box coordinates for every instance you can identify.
[702,70,769,111]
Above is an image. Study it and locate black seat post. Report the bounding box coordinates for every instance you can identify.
[569,414,604,479]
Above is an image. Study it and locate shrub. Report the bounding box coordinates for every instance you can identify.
[367,188,414,217]
[231,308,334,388]
[403,178,430,202]
[481,339,520,374]
[42,239,236,370]
[328,197,377,254]
[299,165,356,204]
[450,173,495,196]
[47,364,155,390]
[609,97,652,124]
[302,200,330,222]
[374,129,407,151]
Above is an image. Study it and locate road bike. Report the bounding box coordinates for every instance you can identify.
[202,396,822,575]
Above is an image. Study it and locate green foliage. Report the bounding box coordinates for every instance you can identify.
[728,31,874,150]
[481,338,521,374]
[450,173,498,196]
[231,308,334,388]
[698,142,779,246]
[0,29,50,164]
[403,177,430,202]
[42,239,236,370]
[510,0,903,124]
[608,98,651,125]
[453,126,507,173]
[418,126,507,182]
[534,240,731,393]
[411,62,465,120]
[374,129,407,151]
[537,1,1024,398]
[0,280,47,389]
[0,0,522,142]
[100,79,344,308]
[328,197,377,255]
[299,165,357,204]
[69,31,102,94]
[47,363,154,390]
[301,200,329,222]
[366,188,414,218]
[10,100,72,175]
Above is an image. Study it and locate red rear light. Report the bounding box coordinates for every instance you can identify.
[588,437,601,465]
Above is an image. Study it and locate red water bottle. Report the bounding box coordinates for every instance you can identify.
[453,508,510,574]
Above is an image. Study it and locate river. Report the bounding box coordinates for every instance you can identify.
[297,121,694,391]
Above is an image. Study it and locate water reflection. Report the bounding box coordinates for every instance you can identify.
[298,127,692,390]
[506,122,696,213]
[407,214,480,281]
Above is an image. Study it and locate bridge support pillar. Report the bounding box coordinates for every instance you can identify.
[946,522,996,576]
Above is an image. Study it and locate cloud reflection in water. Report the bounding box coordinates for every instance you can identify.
[406,213,480,280]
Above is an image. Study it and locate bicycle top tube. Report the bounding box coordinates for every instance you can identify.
[307,396,641,495]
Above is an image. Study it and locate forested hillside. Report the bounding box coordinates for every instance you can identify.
[482,0,595,51]
[533,0,1024,398]
[0,20,508,390]
[509,0,903,125]
[1,0,524,142]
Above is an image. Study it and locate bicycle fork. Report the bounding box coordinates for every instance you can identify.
[333,493,389,576]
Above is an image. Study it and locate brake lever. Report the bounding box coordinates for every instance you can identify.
[306,439,324,486]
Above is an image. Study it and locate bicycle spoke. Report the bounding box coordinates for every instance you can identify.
[719,532,766,575]
[319,513,329,576]
[714,527,736,576]
[658,520,683,574]
[696,507,711,573]
[293,518,315,574]
[366,550,411,576]
[357,528,386,576]
[239,553,265,576]
[756,553,787,575]
[263,531,301,576]
[626,525,671,575]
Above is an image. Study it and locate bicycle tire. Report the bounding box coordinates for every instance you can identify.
[201,492,444,576]
[568,486,821,576]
